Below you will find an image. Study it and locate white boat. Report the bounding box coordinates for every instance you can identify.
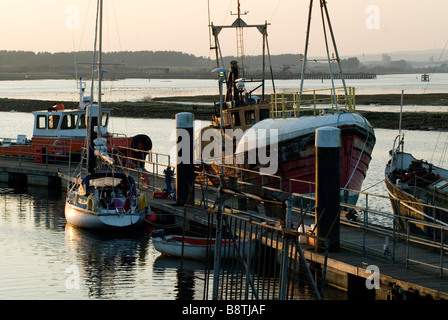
[65,172,149,229]
[64,0,150,230]
[152,234,253,260]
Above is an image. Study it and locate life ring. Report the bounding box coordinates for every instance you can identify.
[138,193,148,211]
[52,140,66,155]
[132,134,152,161]
[87,195,95,211]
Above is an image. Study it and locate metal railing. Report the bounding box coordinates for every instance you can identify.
[270,86,356,118]
[192,163,448,279]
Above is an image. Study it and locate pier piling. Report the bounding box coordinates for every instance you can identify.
[175,112,195,206]
[315,127,341,252]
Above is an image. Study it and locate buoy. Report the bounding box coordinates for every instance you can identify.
[145,211,158,223]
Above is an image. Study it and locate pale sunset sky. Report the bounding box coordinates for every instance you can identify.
[0,0,446,58]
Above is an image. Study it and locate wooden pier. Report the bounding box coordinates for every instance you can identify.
[2,156,448,300]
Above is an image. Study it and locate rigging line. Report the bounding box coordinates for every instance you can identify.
[439,132,448,167]
[430,130,442,163]
[361,178,385,192]
[248,1,282,56]
[423,38,448,94]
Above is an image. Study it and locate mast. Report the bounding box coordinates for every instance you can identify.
[232,0,248,77]
[299,0,348,108]
[87,0,103,174]
[97,0,103,128]
[210,1,272,101]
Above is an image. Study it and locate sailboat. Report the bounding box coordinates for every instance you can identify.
[198,0,375,207]
[385,93,448,237]
[64,0,150,230]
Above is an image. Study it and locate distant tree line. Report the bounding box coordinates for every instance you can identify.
[0,50,441,80]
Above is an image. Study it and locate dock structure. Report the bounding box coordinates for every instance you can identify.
[2,149,448,300]
[245,72,377,80]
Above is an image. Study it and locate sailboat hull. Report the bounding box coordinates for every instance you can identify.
[65,201,146,230]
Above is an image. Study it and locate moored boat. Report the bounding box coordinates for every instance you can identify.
[64,0,150,231]
[65,171,149,230]
[152,233,253,260]
[197,0,376,207]
[0,78,151,167]
[385,133,448,237]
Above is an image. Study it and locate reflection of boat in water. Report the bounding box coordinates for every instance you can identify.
[64,0,150,231]
[64,224,149,298]
[385,133,448,237]
[198,1,375,207]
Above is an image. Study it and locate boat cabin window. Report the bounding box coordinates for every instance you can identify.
[61,114,78,130]
[48,115,60,130]
[259,109,270,121]
[36,115,47,129]
[78,114,87,129]
[101,112,108,127]
[245,110,256,125]
[232,112,241,126]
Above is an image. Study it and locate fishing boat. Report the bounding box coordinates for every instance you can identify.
[198,0,375,207]
[385,133,448,237]
[64,0,150,230]
[152,233,252,260]
[0,72,151,167]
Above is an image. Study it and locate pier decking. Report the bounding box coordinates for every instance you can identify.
[2,155,448,300]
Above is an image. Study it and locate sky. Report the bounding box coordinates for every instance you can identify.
[0,0,447,59]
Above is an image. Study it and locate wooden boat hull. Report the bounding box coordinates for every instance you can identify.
[385,151,448,237]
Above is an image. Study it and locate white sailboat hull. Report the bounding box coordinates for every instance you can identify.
[65,201,146,230]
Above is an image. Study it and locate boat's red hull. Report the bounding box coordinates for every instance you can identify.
[277,125,373,194]
[234,124,375,199]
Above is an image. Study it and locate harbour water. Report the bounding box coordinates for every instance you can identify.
[1,73,448,102]
[1,76,448,300]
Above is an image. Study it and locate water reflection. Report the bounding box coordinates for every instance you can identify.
[65,224,151,299]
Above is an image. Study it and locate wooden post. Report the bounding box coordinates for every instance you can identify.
[315,127,340,252]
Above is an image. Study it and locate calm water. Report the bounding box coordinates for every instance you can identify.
[0,73,447,102]
[1,77,448,299]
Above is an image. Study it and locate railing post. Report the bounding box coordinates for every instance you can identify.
[406,220,411,269]
[440,229,444,277]
[362,194,368,255]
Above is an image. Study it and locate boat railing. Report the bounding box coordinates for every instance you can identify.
[269,87,356,118]
[115,146,172,193]
[0,137,84,173]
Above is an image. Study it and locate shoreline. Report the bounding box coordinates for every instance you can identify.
[1,93,447,131]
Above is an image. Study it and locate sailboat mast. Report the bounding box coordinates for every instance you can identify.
[97,0,103,125]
